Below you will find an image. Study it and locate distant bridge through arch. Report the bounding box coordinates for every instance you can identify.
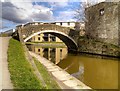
[17,24,78,51]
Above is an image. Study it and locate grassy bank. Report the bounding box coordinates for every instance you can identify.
[33,58,60,89]
[25,42,67,48]
[26,42,67,49]
[26,41,65,44]
[0,33,9,37]
[8,38,43,89]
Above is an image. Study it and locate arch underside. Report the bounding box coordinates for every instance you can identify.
[24,30,78,51]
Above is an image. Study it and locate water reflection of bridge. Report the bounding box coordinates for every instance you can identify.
[27,45,68,64]
[30,33,63,43]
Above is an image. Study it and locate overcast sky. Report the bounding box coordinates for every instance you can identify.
[0,0,106,32]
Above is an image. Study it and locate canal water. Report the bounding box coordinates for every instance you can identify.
[27,44,119,89]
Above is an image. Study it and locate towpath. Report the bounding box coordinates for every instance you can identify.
[0,37,13,90]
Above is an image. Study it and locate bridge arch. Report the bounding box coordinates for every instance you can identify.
[24,30,78,51]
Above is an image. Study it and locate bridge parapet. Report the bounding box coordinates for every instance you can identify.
[20,24,70,39]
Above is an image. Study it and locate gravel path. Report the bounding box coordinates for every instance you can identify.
[0,37,13,90]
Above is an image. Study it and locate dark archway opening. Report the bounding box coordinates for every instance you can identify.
[24,30,78,52]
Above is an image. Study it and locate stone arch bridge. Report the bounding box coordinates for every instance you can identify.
[16,24,79,51]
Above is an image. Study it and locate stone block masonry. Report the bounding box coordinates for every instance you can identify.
[118,2,120,46]
[78,37,120,57]
[85,2,120,46]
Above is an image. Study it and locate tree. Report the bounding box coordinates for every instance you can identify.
[74,0,104,22]
[73,1,89,22]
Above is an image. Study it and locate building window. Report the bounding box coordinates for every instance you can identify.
[60,22,62,26]
[38,49,40,52]
[68,22,70,25]
[38,34,40,36]
[52,23,55,24]
[38,37,40,40]
[60,49,62,59]
[99,8,104,16]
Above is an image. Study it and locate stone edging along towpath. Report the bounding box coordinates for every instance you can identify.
[29,51,91,89]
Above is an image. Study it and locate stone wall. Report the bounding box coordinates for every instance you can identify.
[119,2,120,46]
[85,2,119,46]
[77,37,120,57]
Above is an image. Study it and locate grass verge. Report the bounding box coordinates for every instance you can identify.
[8,38,43,89]
[33,58,60,89]
[26,41,65,44]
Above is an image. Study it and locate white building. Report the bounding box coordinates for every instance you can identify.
[54,22,76,28]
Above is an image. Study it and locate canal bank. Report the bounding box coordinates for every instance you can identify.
[77,37,120,57]
[7,38,61,89]
[29,51,91,89]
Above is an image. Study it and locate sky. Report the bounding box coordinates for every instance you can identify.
[0,0,105,32]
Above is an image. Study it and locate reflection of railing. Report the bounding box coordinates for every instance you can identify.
[64,61,75,71]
